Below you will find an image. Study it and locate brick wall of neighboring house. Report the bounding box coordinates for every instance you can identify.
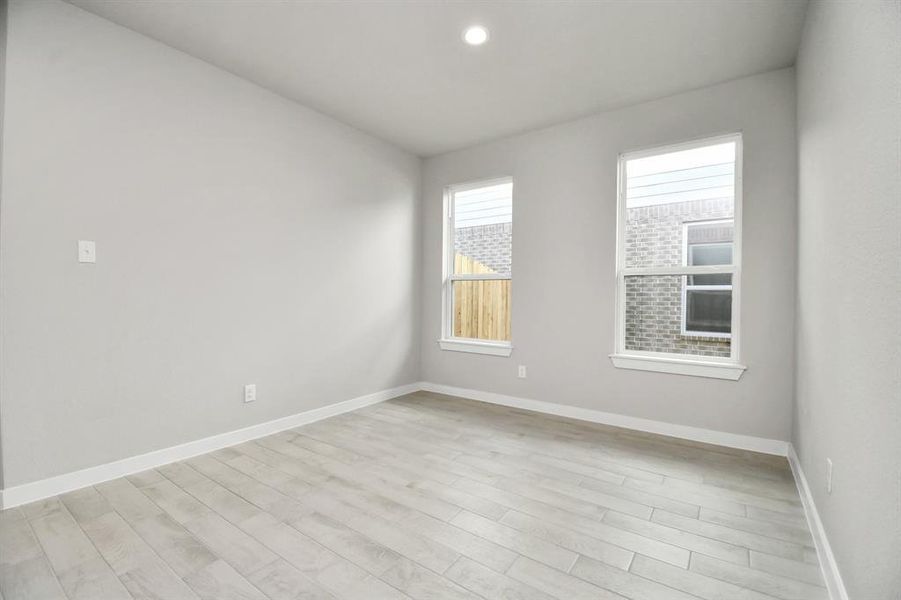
[625,198,733,357]
[455,222,512,275]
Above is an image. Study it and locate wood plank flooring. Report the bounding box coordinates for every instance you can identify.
[0,391,827,600]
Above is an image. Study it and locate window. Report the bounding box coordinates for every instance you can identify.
[439,178,513,356]
[611,134,745,379]
[682,220,734,337]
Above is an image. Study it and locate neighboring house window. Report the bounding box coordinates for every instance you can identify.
[682,220,734,337]
[612,134,745,379]
[439,178,513,356]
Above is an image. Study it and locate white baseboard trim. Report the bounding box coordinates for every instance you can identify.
[787,444,849,600]
[0,382,421,510]
[0,380,793,509]
[418,381,789,456]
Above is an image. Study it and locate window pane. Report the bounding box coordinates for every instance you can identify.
[453,279,511,342]
[689,243,732,266]
[624,143,735,269]
[625,275,731,357]
[687,238,733,285]
[686,289,732,334]
[689,273,732,286]
[454,182,512,276]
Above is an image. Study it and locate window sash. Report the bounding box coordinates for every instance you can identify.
[614,133,742,363]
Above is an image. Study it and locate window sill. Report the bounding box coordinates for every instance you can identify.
[609,353,746,380]
[438,339,513,357]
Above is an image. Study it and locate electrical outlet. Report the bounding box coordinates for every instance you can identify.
[517,365,527,379]
[78,240,96,263]
[826,458,833,493]
[244,384,256,403]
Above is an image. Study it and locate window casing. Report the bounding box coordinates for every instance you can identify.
[612,134,745,379]
[439,178,513,356]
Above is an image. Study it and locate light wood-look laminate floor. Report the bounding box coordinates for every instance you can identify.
[0,392,827,600]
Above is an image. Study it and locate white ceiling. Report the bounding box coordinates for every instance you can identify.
[68,0,808,157]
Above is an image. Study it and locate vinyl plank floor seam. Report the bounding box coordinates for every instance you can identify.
[649,508,816,561]
[25,496,133,599]
[124,474,277,600]
[72,508,202,599]
[11,514,69,600]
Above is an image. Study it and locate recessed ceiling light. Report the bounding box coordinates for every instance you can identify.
[463,25,489,46]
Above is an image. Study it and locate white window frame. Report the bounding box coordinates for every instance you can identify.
[438,177,513,357]
[680,219,734,339]
[610,133,746,380]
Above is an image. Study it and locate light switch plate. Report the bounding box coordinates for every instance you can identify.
[78,240,96,263]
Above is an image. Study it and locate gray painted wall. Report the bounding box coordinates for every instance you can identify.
[0,0,421,487]
[794,1,901,598]
[421,69,797,442]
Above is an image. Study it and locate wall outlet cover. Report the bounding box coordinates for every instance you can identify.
[244,384,256,403]
[78,240,96,263]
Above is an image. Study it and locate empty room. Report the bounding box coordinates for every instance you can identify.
[0,0,898,599]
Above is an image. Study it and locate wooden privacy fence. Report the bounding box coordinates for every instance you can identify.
[453,254,512,341]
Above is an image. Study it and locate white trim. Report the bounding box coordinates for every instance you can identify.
[609,353,746,380]
[419,381,786,456]
[614,348,734,364]
[787,444,850,600]
[731,136,743,362]
[437,338,513,357]
[614,133,743,368]
[0,382,422,509]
